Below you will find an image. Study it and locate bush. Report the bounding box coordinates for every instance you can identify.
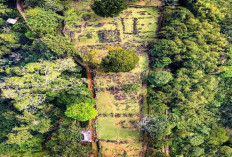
[148,71,173,87]
[92,0,127,17]
[103,49,139,72]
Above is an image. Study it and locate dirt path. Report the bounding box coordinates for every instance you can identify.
[16,0,26,21]
[73,58,98,157]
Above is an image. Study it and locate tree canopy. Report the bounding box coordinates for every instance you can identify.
[103,49,139,72]
[92,0,127,17]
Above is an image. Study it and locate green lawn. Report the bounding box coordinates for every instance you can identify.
[97,117,142,141]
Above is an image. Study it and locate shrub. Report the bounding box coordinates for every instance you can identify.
[92,0,127,17]
[103,49,139,72]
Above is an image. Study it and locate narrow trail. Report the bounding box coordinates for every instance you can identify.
[72,58,98,157]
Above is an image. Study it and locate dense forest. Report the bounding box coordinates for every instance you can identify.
[0,0,232,156]
[145,0,232,156]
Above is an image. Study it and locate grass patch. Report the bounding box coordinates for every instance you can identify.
[96,91,140,114]
[97,117,142,141]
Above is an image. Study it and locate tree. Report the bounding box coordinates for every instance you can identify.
[139,116,172,139]
[103,49,139,72]
[46,125,90,157]
[92,0,127,17]
[149,39,180,57]
[40,34,76,56]
[148,71,173,87]
[26,7,62,35]
[65,102,97,121]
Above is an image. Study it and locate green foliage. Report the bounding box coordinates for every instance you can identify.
[0,101,17,141]
[57,87,93,107]
[46,125,90,157]
[0,32,20,57]
[148,5,232,156]
[122,83,140,93]
[40,0,64,12]
[26,7,62,35]
[84,49,103,68]
[65,102,97,121]
[148,71,173,87]
[0,58,91,155]
[103,49,139,72]
[92,0,127,17]
[189,135,204,146]
[64,7,84,27]
[163,0,179,6]
[25,0,64,11]
[193,0,225,22]
[24,0,43,7]
[192,147,205,157]
[40,34,76,56]
[218,146,232,157]
[139,116,173,140]
[149,39,180,57]
[208,127,229,145]
[221,66,232,78]
[152,57,172,69]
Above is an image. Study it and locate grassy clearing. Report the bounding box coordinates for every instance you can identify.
[97,116,141,141]
[96,90,140,114]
